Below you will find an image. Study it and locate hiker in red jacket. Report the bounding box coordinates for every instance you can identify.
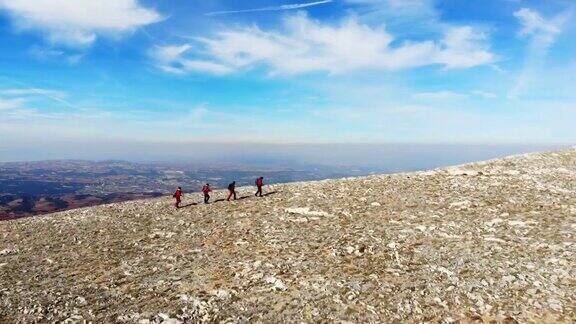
[173,187,183,208]
[255,177,264,197]
[202,183,212,204]
[227,181,237,201]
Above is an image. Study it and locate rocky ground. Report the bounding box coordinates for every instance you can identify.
[1,149,575,323]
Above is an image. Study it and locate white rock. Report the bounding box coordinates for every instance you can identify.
[484,237,506,243]
[508,220,537,227]
[446,168,480,176]
[485,218,503,226]
[76,296,87,306]
[285,207,333,217]
[502,275,515,283]
[264,276,287,291]
[212,289,231,300]
[0,248,17,256]
[449,200,472,210]
[548,298,562,311]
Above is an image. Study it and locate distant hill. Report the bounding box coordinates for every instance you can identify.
[0,160,372,220]
[1,149,575,322]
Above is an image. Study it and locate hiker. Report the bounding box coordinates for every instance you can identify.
[255,176,264,197]
[227,181,237,201]
[202,183,212,204]
[173,187,183,208]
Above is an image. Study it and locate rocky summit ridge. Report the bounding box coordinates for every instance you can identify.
[1,149,575,322]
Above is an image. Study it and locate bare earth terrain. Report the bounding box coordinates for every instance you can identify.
[1,149,575,322]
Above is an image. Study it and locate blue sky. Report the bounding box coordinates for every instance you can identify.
[0,0,575,158]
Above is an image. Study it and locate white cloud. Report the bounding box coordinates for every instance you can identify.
[206,0,333,16]
[0,0,162,46]
[155,13,494,76]
[153,45,192,64]
[0,98,25,110]
[435,27,496,69]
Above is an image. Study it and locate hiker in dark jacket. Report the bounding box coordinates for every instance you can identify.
[173,187,183,208]
[201,183,212,204]
[255,177,264,197]
[227,181,237,201]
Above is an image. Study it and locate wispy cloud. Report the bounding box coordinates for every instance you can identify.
[515,8,562,38]
[509,7,572,98]
[150,45,233,75]
[205,0,333,16]
[28,46,86,64]
[154,13,495,76]
[1,87,67,98]
[413,91,468,100]
[1,87,74,108]
[472,90,498,99]
[343,0,440,35]
[0,98,26,110]
[413,90,499,101]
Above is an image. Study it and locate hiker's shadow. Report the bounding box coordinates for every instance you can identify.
[194,191,278,205]
[180,202,198,208]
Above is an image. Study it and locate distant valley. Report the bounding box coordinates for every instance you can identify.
[0,160,375,220]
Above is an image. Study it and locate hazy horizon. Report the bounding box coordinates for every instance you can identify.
[1,142,568,172]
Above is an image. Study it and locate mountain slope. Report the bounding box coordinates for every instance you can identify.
[1,149,575,322]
